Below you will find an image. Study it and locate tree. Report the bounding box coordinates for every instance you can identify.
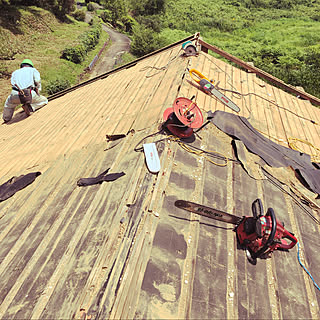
[130,24,166,56]
[130,0,166,15]
[103,0,127,25]
[55,0,75,15]
[6,0,75,15]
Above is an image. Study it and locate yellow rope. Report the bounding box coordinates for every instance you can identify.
[184,101,196,115]
[180,142,228,166]
[288,137,320,162]
[254,127,286,144]
[168,136,228,167]
[253,127,320,162]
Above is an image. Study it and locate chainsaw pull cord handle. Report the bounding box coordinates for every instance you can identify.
[252,207,277,259]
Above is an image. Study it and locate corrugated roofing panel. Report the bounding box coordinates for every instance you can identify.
[0,35,319,319]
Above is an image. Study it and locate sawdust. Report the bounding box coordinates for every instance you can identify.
[153,282,177,302]
[147,296,179,319]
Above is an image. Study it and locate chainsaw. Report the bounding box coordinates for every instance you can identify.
[175,198,297,264]
[189,68,240,113]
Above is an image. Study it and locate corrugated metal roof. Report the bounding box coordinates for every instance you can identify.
[0,33,320,319]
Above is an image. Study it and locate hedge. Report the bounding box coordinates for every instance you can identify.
[61,20,102,64]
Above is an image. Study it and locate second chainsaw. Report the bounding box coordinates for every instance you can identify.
[189,68,240,113]
[175,198,297,264]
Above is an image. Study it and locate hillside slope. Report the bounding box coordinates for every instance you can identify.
[0,5,109,111]
[156,0,320,100]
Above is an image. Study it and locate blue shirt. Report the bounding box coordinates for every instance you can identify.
[11,66,42,91]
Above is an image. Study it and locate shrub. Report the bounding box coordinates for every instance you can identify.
[303,44,320,67]
[61,44,86,63]
[80,23,101,51]
[46,78,71,95]
[131,0,166,15]
[61,20,101,64]
[87,2,96,11]
[270,0,294,9]
[130,25,166,57]
[73,9,86,22]
[122,15,136,33]
[100,10,112,24]
[135,15,162,33]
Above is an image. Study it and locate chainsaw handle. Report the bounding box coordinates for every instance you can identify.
[252,198,263,219]
[279,229,298,250]
[264,208,277,247]
[252,207,277,259]
[189,68,211,84]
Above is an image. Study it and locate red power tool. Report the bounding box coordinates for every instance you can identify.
[175,198,297,264]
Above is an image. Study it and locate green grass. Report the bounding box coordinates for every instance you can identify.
[160,0,320,51]
[155,0,320,99]
[114,52,136,67]
[2,0,320,112]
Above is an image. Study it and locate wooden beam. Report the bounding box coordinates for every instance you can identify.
[198,38,320,106]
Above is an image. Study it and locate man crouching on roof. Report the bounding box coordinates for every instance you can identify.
[2,59,48,123]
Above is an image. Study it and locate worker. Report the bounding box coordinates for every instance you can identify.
[2,59,48,123]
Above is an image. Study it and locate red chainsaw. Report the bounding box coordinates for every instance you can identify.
[175,198,297,264]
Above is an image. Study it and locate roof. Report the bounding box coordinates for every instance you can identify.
[0,33,320,319]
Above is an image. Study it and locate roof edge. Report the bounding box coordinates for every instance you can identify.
[48,33,200,101]
[198,38,320,106]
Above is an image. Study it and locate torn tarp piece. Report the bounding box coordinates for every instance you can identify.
[0,172,41,202]
[295,168,320,198]
[211,110,320,195]
[106,134,126,142]
[77,168,125,186]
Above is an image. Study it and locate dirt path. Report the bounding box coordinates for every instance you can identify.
[90,24,131,78]
[80,5,131,78]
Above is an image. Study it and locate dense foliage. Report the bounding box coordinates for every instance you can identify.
[46,78,71,95]
[130,24,167,56]
[0,0,75,17]
[98,0,135,32]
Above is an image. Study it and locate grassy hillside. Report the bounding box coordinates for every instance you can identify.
[127,0,320,99]
[155,0,320,99]
[0,5,109,111]
[1,0,320,113]
[160,0,320,56]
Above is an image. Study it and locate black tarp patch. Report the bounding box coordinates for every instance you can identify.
[211,110,320,195]
[77,168,125,186]
[0,172,41,202]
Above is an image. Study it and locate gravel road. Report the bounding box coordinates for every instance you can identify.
[90,24,131,78]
